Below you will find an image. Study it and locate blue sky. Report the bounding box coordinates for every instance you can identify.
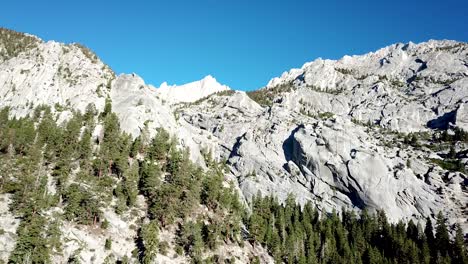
[3,0,468,90]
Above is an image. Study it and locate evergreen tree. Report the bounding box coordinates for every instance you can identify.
[122,161,140,207]
[178,221,204,261]
[9,215,51,264]
[451,224,467,264]
[139,160,161,198]
[435,212,450,257]
[140,221,159,264]
[148,128,170,161]
[424,217,435,251]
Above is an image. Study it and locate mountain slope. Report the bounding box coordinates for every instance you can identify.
[0,28,467,263]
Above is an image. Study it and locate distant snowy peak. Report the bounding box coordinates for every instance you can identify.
[155,75,230,104]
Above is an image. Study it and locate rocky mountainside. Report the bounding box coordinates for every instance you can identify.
[177,40,468,225]
[0,28,467,263]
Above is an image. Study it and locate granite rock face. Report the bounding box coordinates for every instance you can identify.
[179,92,466,228]
[176,40,468,230]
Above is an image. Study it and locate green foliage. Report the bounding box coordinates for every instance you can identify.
[435,212,450,257]
[436,43,466,51]
[247,193,468,264]
[147,128,171,161]
[246,83,294,107]
[335,67,354,75]
[429,158,466,173]
[121,161,140,207]
[105,238,112,250]
[185,89,236,106]
[177,220,204,260]
[216,90,235,97]
[9,215,51,264]
[63,184,102,225]
[159,241,169,256]
[72,43,99,64]
[317,111,334,120]
[452,224,468,264]
[0,28,40,61]
[0,116,36,155]
[100,97,113,120]
[403,133,420,147]
[47,218,62,254]
[101,219,109,230]
[435,128,468,143]
[139,221,159,264]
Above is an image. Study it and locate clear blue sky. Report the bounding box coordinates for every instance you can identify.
[3,0,468,90]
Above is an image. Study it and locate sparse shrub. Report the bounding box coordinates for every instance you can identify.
[318,112,334,120]
[105,238,112,250]
[159,241,169,256]
[101,219,109,230]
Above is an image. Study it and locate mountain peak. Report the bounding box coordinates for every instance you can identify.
[155,75,230,104]
[202,74,215,81]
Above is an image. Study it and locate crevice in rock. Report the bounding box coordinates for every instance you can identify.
[406,75,417,84]
[415,58,428,72]
[296,73,305,82]
[379,58,390,67]
[282,124,304,162]
[344,160,364,193]
[426,110,457,130]
[325,161,366,209]
[228,132,246,160]
[424,167,434,185]
[430,86,453,97]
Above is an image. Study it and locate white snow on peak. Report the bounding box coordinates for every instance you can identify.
[155,75,230,104]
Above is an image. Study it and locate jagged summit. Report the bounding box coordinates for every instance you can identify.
[155,74,231,104]
[267,39,467,89]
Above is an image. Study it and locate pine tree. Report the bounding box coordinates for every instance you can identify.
[178,221,204,261]
[130,135,142,158]
[306,234,318,264]
[47,218,62,254]
[435,212,450,257]
[407,219,419,242]
[420,239,431,264]
[139,160,161,198]
[9,215,51,263]
[148,128,170,161]
[451,224,468,264]
[123,161,139,207]
[140,221,159,264]
[424,217,435,251]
